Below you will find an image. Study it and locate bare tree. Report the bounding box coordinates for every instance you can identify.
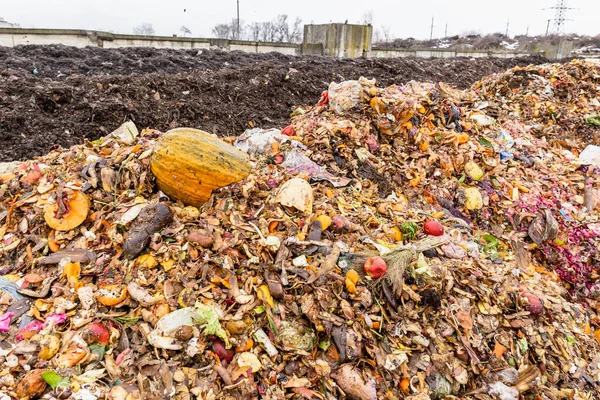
[213,14,301,43]
[273,14,289,42]
[133,23,155,36]
[260,21,276,42]
[373,29,382,44]
[233,19,244,40]
[212,19,244,39]
[180,25,191,37]
[381,26,391,42]
[248,22,262,41]
[362,10,374,25]
[289,17,303,43]
[213,23,232,39]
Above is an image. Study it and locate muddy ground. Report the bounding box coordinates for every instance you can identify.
[0,45,549,161]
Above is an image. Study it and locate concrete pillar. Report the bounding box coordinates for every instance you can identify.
[303,23,372,58]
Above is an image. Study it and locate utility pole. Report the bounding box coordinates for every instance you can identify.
[505,18,509,37]
[545,19,551,35]
[526,26,529,36]
[444,22,448,38]
[236,0,240,39]
[429,15,434,40]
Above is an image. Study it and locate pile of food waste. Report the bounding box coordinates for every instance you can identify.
[0,60,599,400]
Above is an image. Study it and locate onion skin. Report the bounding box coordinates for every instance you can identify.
[212,338,235,364]
[520,292,543,317]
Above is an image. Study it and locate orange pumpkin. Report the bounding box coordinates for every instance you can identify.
[150,128,251,207]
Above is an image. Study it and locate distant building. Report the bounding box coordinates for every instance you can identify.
[0,17,19,28]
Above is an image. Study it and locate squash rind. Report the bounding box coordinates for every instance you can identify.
[150,128,251,207]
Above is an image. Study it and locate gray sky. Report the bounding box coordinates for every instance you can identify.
[2,0,598,39]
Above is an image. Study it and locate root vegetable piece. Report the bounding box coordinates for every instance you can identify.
[187,231,214,248]
[16,369,48,399]
[150,128,251,207]
[122,203,173,259]
[332,364,377,400]
[127,282,159,306]
[212,338,235,363]
[44,191,90,231]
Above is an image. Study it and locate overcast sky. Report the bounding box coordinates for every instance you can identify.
[2,0,598,39]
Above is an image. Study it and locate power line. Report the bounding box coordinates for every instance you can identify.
[546,0,573,35]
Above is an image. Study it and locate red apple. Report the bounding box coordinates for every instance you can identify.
[423,220,444,236]
[82,322,110,346]
[364,256,387,279]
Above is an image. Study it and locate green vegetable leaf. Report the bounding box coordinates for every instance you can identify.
[318,340,331,351]
[399,222,418,240]
[254,305,266,314]
[194,303,230,348]
[517,338,528,354]
[41,370,69,390]
[115,316,140,324]
[267,313,279,335]
[481,234,499,252]
[479,137,494,148]
[585,114,600,126]
[89,344,106,360]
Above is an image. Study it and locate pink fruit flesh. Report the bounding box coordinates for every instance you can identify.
[332,215,345,230]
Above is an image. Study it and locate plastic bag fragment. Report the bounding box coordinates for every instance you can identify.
[328,81,362,114]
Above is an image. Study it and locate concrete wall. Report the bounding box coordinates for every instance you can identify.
[304,24,371,58]
[0,28,94,48]
[372,47,531,59]
[0,27,577,60]
[0,28,300,55]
